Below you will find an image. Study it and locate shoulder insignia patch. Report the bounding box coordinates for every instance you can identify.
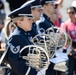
[10,45,20,54]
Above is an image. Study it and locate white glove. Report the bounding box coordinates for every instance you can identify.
[37,68,47,75]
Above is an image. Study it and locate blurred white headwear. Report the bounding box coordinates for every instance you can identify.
[71,0,76,8]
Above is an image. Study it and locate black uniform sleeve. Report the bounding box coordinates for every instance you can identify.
[7,35,37,75]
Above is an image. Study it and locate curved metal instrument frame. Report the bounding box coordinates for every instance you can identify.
[32,34,56,58]
[19,45,50,71]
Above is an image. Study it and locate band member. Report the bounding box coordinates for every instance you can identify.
[6,1,40,75]
[36,0,55,33]
[36,0,55,75]
[26,0,43,40]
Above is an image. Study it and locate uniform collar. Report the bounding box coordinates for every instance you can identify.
[32,22,36,25]
[43,13,50,20]
[17,26,28,35]
[32,22,36,27]
[43,13,55,26]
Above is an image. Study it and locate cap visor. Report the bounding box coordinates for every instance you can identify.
[31,5,43,9]
[27,15,34,19]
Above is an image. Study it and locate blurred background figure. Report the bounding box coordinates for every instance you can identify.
[0,17,16,49]
[0,0,5,33]
[60,6,76,75]
[0,0,6,22]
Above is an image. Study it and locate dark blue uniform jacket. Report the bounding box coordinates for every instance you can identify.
[6,26,37,75]
[38,14,54,31]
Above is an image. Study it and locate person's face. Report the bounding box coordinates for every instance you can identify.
[17,16,33,31]
[31,8,42,20]
[45,3,54,14]
[51,11,58,21]
[67,8,75,19]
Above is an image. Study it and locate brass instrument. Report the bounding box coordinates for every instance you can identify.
[46,27,72,72]
[46,27,68,50]
[66,34,72,46]
[65,33,72,55]
[32,34,56,58]
[19,45,50,73]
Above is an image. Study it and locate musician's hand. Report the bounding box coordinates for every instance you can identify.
[37,68,47,75]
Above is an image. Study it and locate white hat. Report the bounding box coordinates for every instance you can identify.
[71,0,76,8]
